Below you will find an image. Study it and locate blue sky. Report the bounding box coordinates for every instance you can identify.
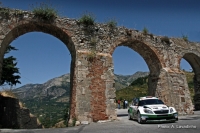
[1,0,199,88]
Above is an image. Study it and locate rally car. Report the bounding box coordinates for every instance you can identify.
[128,96,178,124]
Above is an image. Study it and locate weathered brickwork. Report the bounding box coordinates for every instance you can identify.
[87,55,108,121]
[0,8,200,123]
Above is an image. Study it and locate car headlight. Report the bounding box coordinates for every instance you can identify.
[170,108,174,113]
[144,108,153,114]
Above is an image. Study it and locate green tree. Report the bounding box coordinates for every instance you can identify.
[130,76,148,86]
[63,107,69,127]
[0,45,21,86]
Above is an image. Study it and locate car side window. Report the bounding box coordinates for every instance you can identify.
[134,98,139,106]
[132,98,135,106]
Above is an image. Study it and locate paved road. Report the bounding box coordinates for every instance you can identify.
[1,109,200,133]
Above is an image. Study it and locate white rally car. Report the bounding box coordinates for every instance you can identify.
[128,96,178,123]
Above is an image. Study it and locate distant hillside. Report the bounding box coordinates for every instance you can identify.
[114,71,149,90]
[14,74,70,102]
[13,74,71,128]
[116,71,195,103]
[116,76,148,102]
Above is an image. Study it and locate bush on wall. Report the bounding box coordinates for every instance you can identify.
[31,2,58,21]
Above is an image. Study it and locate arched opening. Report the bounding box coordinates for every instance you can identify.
[180,58,194,102]
[113,46,149,105]
[181,53,200,110]
[111,39,163,108]
[0,23,76,128]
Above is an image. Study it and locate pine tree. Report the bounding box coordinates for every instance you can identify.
[0,45,21,86]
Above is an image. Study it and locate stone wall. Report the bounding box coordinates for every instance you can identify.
[0,7,200,123]
[0,95,42,129]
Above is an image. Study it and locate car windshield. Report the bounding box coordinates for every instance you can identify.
[138,99,164,106]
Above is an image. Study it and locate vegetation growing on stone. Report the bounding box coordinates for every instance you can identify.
[142,27,149,35]
[182,34,188,42]
[106,19,117,29]
[78,13,95,26]
[31,2,58,21]
[87,50,96,62]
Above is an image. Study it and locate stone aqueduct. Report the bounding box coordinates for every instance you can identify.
[0,8,200,123]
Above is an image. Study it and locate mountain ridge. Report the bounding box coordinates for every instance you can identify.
[14,71,149,100]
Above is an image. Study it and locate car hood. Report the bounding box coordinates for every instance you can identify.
[143,104,168,110]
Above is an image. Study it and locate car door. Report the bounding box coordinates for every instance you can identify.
[128,104,134,118]
[132,98,139,118]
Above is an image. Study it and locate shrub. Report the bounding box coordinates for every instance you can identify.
[79,13,95,26]
[106,19,117,28]
[31,2,58,21]
[142,27,149,35]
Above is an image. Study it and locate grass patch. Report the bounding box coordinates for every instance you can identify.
[78,12,95,26]
[106,19,117,28]
[31,2,58,21]
[142,27,149,35]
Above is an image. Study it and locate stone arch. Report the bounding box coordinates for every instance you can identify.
[0,22,77,118]
[181,52,200,110]
[110,38,163,96]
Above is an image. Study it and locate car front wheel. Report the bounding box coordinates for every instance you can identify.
[137,112,145,124]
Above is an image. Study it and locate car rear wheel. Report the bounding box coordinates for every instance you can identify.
[128,111,132,120]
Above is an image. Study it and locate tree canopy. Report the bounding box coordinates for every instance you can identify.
[0,45,21,86]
